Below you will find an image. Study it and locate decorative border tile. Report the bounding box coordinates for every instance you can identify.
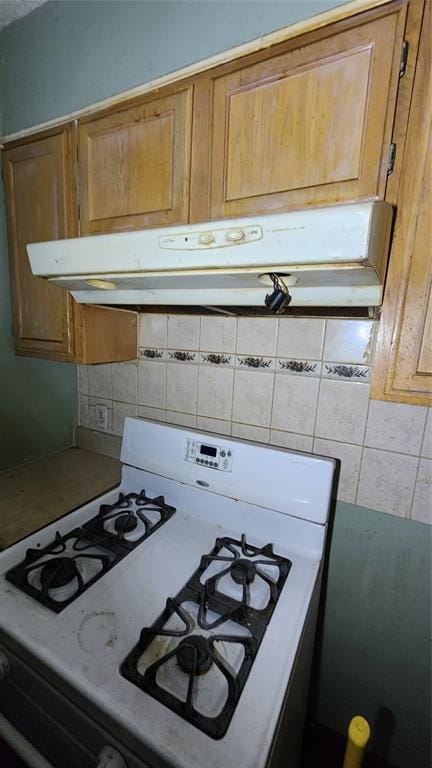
[323,363,370,382]
[167,350,197,363]
[236,355,275,371]
[200,352,233,367]
[138,347,166,360]
[277,359,321,377]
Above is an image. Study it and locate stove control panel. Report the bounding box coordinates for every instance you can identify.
[185,439,233,472]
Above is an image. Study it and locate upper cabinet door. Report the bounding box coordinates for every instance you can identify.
[78,87,193,234]
[207,7,406,220]
[372,0,431,405]
[3,127,77,360]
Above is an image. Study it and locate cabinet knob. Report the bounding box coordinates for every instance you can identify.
[198,232,215,246]
[0,650,11,681]
[225,228,244,242]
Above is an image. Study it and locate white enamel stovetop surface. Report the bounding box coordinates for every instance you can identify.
[0,462,325,768]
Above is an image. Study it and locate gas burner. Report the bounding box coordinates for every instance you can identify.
[230,559,256,585]
[5,530,117,613]
[188,534,291,624]
[84,490,176,549]
[121,588,264,739]
[114,514,138,534]
[176,635,213,675]
[40,557,79,589]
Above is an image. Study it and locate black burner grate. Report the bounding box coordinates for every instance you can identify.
[6,489,176,612]
[121,534,292,738]
[121,586,265,739]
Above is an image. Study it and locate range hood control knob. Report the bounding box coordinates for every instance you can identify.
[226,228,244,242]
[198,232,215,246]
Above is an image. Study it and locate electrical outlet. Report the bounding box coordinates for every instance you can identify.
[96,404,108,430]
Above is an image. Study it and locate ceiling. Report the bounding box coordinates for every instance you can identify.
[0,0,48,31]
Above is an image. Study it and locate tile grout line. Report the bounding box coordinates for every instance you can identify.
[267,318,280,440]
[311,319,327,452]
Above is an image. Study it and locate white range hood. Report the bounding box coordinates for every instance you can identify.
[27,201,393,309]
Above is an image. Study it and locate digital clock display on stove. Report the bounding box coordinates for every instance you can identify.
[200,444,217,457]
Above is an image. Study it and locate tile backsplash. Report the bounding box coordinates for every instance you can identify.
[78,315,431,524]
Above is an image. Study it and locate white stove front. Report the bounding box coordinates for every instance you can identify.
[0,419,336,768]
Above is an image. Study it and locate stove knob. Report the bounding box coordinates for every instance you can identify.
[0,650,10,680]
[198,232,215,246]
[96,745,128,768]
[226,228,244,242]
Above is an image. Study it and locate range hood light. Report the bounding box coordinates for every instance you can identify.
[85,278,117,290]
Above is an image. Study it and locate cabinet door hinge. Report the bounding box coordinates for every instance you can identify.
[387,143,396,175]
[399,40,408,78]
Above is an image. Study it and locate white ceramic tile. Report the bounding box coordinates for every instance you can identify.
[315,379,370,445]
[166,363,198,414]
[112,402,137,436]
[196,416,231,436]
[112,362,138,404]
[197,366,234,421]
[88,364,112,399]
[322,363,370,383]
[357,448,418,518]
[137,361,166,409]
[167,315,200,350]
[236,355,275,371]
[79,395,89,427]
[137,405,166,423]
[232,370,274,427]
[313,438,362,503]
[139,313,168,348]
[269,430,313,453]
[166,411,197,428]
[139,348,166,361]
[78,365,89,395]
[277,318,325,360]
[271,375,319,435]
[323,319,374,364]
[411,459,432,524]
[421,409,432,458]
[167,350,198,364]
[231,423,270,443]
[276,359,321,377]
[365,401,427,455]
[200,316,236,353]
[236,318,278,356]
[200,352,233,367]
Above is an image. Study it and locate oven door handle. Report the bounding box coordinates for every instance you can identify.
[0,713,56,768]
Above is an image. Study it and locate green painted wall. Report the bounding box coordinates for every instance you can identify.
[315,502,431,768]
[0,5,430,768]
[0,0,345,470]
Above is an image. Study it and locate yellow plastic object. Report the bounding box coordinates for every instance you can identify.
[342,716,371,768]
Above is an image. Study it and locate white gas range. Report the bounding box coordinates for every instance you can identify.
[0,418,337,768]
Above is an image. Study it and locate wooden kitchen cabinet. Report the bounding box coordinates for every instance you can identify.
[192,3,407,221]
[78,86,193,235]
[3,126,137,363]
[372,0,431,405]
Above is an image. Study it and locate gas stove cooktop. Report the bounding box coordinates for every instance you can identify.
[0,418,337,768]
[5,489,176,612]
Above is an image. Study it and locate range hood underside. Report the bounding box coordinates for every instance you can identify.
[50,263,383,306]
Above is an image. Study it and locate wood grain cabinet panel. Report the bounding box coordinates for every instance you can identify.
[79,88,193,234]
[3,127,77,359]
[3,127,138,364]
[372,1,431,404]
[207,8,406,219]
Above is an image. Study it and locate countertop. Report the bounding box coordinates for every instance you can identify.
[0,448,121,550]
